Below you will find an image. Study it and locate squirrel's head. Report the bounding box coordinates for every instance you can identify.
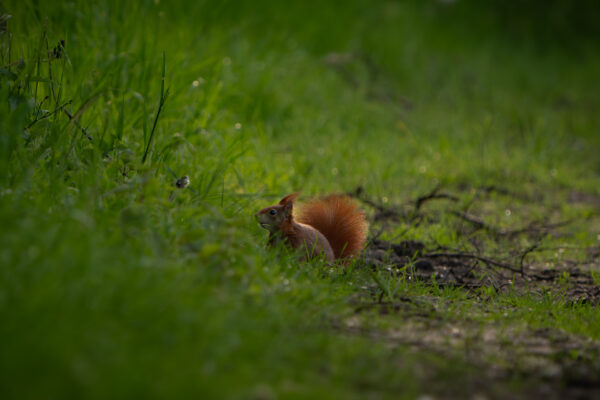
[255,193,298,232]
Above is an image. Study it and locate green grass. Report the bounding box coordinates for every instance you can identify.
[1,0,600,398]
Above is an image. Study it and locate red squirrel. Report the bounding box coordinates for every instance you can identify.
[255,193,368,262]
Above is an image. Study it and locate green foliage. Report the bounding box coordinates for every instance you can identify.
[0,0,599,398]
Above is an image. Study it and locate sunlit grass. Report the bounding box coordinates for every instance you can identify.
[1,0,599,398]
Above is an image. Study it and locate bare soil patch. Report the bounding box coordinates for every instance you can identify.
[347,185,600,398]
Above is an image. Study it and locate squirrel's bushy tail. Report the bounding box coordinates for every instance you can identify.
[297,195,368,259]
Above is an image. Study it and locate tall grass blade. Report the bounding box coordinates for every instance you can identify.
[141,51,168,164]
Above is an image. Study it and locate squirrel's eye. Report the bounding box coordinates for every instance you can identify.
[269,209,277,215]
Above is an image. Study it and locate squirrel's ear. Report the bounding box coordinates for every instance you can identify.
[279,192,299,206]
[283,200,293,216]
[279,192,298,217]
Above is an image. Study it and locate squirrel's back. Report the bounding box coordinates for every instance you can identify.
[297,195,368,259]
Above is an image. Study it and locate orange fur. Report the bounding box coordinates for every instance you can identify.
[255,193,334,261]
[256,193,368,261]
[297,195,368,259]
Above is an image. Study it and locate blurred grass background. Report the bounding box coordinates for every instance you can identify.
[1,0,599,398]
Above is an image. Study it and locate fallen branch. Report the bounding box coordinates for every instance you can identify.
[424,252,521,273]
[415,185,458,210]
[451,211,493,232]
[349,186,401,220]
[519,242,541,275]
[451,210,571,239]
